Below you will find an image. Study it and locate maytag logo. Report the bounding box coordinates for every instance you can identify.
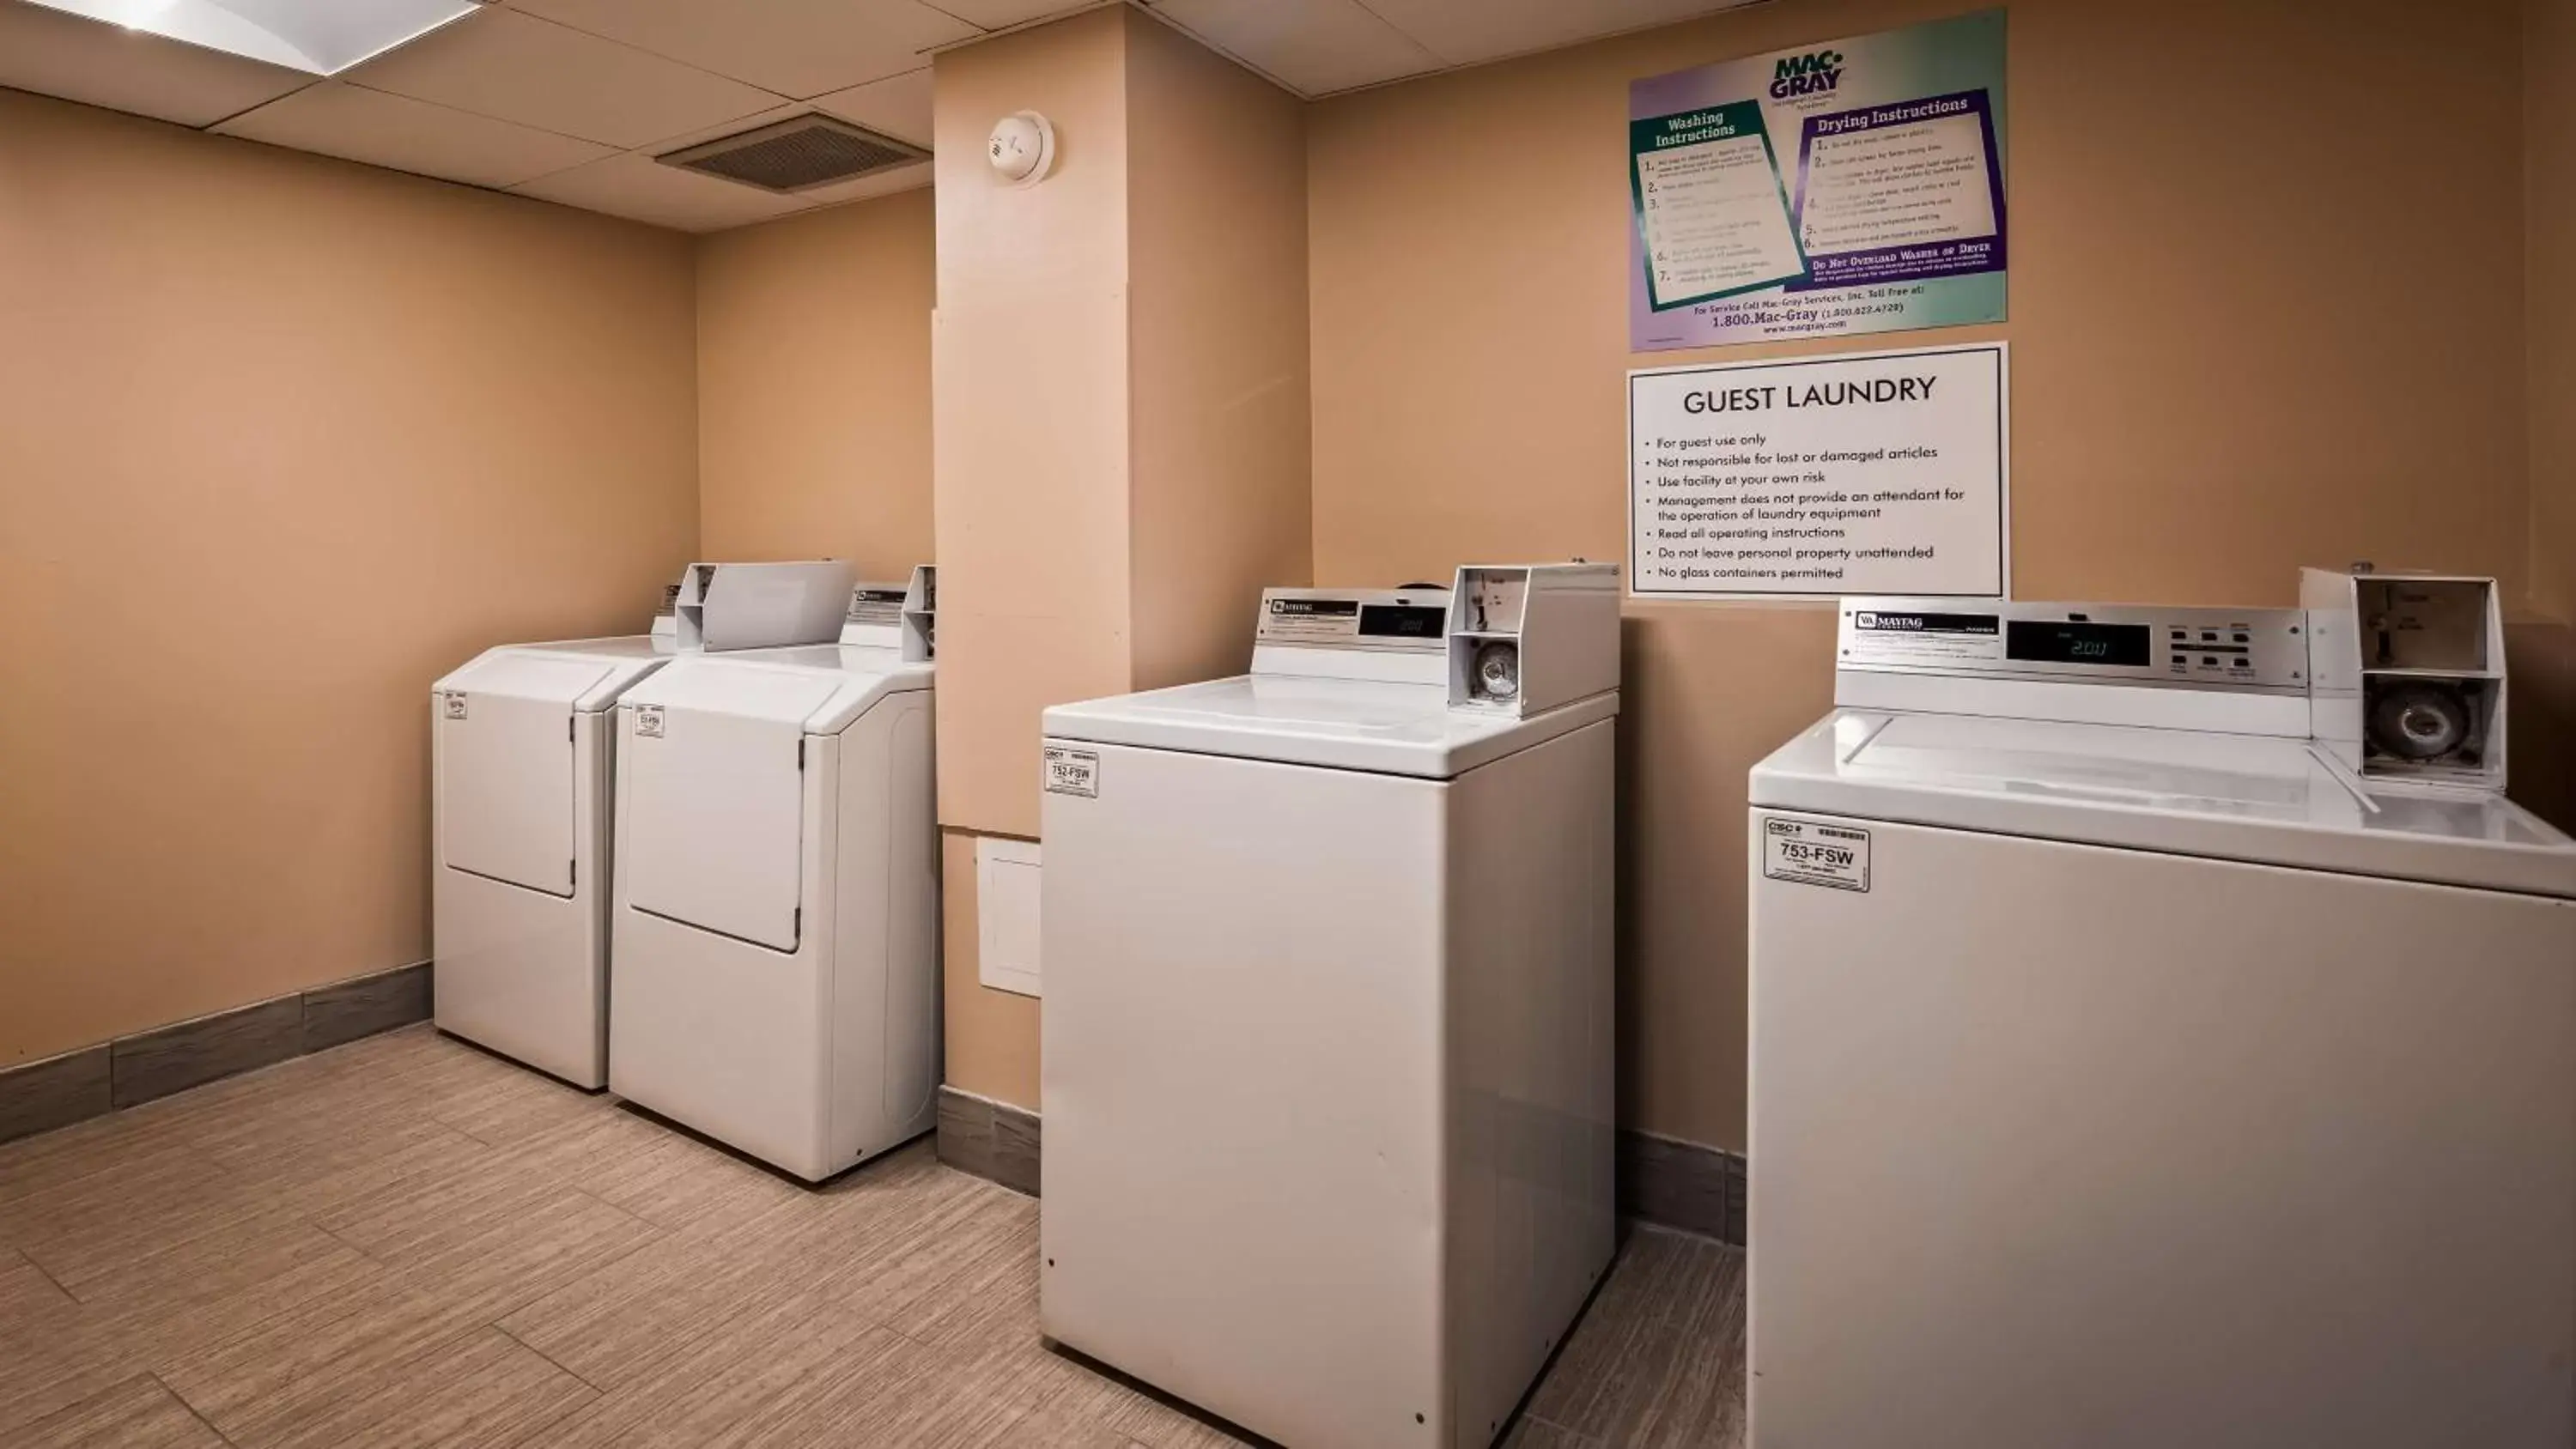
[1770,49,1844,99]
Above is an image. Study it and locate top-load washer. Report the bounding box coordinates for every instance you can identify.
[608,568,939,1181]
[1747,579,2576,1449]
[431,559,855,1088]
[1040,563,1621,1449]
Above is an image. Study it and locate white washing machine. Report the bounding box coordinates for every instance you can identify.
[608,568,939,1181]
[430,560,858,1088]
[1040,563,1621,1449]
[1748,591,2576,1449]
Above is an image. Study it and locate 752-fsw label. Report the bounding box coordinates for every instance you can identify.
[1042,746,1097,797]
[1763,816,1870,892]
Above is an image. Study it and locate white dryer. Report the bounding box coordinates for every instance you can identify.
[433,637,671,1088]
[1748,591,2576,1449]
[430,560,858,1088]
[1040,563,1621,1449]
[608,568,939,1182]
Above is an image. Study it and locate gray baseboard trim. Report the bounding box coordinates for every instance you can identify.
[303,962,435,1053]
[1618,1129,1746,1246]
[0,961,434,1146]
[0,1046,112,1147]
[930,1088,1746,1246]
[936,1084,1041,1197]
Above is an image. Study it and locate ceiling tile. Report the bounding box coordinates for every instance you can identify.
[796,157,933,210]
[342,6,782,149]
[922,0,1094,31]
[1148,0,1437,96]
[0,0,310,126]
[214,80,614,189]
[810,68,932,148]
[502,0,972,100]
[1355,0,1756,67]
[509,149,811,232]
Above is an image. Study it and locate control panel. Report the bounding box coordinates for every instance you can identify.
[1838,599,2309,693]
[1255,587,1453,654]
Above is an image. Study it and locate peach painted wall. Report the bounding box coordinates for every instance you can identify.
[1309,0,2539,1151]
[0,91,698,1068]
[929,8,1133,1105]
[931,6,1136,848]
[696,188,936,581]
[2533,0,2576,624]
[927,9,1311,1109]
[1123,8,1313,692]
[2514,0,2576,835]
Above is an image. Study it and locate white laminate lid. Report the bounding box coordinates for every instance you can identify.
[1042,675,1617,779]
[1752,710,2576,899]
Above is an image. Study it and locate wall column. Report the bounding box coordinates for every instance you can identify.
[930,8,1309,1110]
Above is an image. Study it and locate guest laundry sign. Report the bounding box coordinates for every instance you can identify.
[1628,343,2008,599]
[1630,10,2008,351]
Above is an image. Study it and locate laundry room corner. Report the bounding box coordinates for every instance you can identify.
[0,89,701,1084]
[694,185,936,576]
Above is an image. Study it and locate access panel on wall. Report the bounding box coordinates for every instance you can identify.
[1629,9,2007,352]
[1628,343,2008,599]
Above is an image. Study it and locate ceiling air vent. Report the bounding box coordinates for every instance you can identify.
[658,115,927,194]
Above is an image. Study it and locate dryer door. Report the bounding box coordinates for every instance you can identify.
[622,667,841,953]
[437,654,615,897]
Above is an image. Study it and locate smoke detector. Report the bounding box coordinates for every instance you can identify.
[658,114,927,195]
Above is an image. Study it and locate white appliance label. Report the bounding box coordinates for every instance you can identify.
[634,705,665,739]
[1764,816,1871,891]
[1042,746,1097,797]
[847,585,907,626]
[440,691,467,720]
[1628,342,2008,598]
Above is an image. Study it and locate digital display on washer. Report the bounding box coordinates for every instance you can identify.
[2005,620,2152,668]
[1358,604,1447,640]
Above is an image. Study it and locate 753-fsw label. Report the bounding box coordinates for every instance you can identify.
[1763,816,1870,892]
[1042,746,1097,797]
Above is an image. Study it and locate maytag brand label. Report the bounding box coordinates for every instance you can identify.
[1042,745,1098,797]
[1763,816,1870,891]
[1258,597,1363,646]
[1852,610,1997,635]
[846,586,908,626]
[1844,606,2004,666]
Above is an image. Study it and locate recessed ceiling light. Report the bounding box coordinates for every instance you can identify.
[26,0,479,74]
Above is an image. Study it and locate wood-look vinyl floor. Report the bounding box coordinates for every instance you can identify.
[0,1026,1744,1448]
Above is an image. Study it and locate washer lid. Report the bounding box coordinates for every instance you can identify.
[1752,710,2576,899]
[434,635,671,710]
[1042,675,1618,779]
